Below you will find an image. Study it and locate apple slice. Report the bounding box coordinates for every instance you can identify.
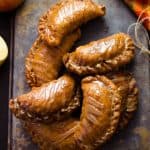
[0,36,8,66]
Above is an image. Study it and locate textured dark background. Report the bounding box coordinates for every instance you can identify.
[0,0,149,150]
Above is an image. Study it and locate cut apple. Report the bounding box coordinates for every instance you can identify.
[0,36,8,66]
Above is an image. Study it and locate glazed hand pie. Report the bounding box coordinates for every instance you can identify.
[64,33,135,75]
[24,75,121,150]
[25,29,81,87]
[107,72,138,129]
[38,0,105,46]
[24,119,79,150]
[9,75,80,123]
[75,76,121,149]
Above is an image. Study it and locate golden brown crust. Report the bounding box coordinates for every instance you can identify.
[24,119,79,150]
[9,75,80,123]
[25,29,81,87]
[24,75,122,150]
[107,72,138,129]
[64,33,135,75]
[38,0,105,46]
[75,76,121,148]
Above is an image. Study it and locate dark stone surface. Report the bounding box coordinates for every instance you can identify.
[9,0,150,149]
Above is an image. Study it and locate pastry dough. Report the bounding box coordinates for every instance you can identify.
[9,75,80,123]
[107,72,138,129]
[64,33,135,75]
[25,29,81,87]
[39,0,105,46]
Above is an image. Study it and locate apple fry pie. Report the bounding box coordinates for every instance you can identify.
[9,75,80,123]
[39,0,105,46]
[64,33,135,75]
[26,29,81,87]
[107,72,138,129]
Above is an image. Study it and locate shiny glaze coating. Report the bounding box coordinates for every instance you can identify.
[39,0,105,46]
[25,29,81,87]
[107,72,138,129]
[64,33,135,75]
[9,75,80,122]
[24,119,79,150]
[75,76,121,149]
[24,75,121,150]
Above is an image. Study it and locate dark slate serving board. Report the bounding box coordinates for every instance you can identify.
[8,0,150,149]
